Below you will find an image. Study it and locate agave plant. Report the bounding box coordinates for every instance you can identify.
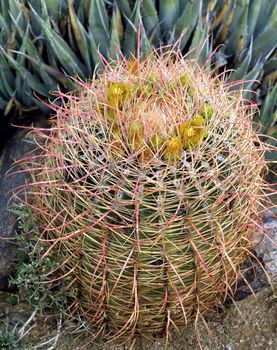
[0,0,209,115]
[211,0,277,156]
[16,49,272,346]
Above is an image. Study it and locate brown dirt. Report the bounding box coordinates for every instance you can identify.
[1,283,275,350]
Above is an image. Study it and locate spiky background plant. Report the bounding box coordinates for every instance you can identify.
[0,0,276,150]
[14,48,274,347]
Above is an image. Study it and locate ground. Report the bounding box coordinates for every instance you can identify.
[0,281,276,350]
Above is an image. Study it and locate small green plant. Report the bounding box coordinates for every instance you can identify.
[0,320,33,350]
[2,204,76,349]
[0,322,17,350]
[11,203,76,313]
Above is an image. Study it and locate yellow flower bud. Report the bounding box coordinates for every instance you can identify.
[107,82,131,109]
[180,73,192,87]
[180,72,195,97]
[164,137,183,162]
[179,114,207,148]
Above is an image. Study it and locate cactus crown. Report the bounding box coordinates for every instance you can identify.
[20,49,269,346]
[93,52,211,165]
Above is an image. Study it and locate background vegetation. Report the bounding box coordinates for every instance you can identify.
[0,0,276,154]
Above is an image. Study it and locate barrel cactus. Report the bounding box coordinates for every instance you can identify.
[20,49,269,346]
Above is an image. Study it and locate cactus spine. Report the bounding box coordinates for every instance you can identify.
[20,49,269,346]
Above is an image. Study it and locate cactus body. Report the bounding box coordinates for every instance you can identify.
[23,50,268,345]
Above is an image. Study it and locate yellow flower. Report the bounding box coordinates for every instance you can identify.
[200,103,213,119]
[179,114,207,148]
[164,137,183,162]
[107,81,131,109]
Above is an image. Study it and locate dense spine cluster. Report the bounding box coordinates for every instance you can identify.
[19,50,269,346]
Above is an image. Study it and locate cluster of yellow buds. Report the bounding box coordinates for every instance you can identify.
[102,67,213,164]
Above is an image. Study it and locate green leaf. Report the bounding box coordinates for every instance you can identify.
[175,0,201,50]
[188,20,212,66]
[2,48,49,97]
[29,4,87,79]
[259,83,277,133]
[15,35,26,102]
[10,50,74,88]
[228,43,252,81]
[88,0,109,55]
[8,0,26,30]
[252,5,277,63]
[227,59,263,100]
[0,68,14,99]
[122,0,142,57]
[4,97,15,116]
[140,22,153,59]
[87,30,104,72]
[264,128,277,161]
[141,0,160,43]
[46,0,66,23]
[254,1,276,38]
[31,97,52,113]
[0,14,8,33]
[179,0,188,11]
[68,0,92,71]
[117,0,132,18]
[159,0,179,32]
[241,61,263,100]
[9,18,58,89]
[247,0,261,43]
[212,0,235,36]
[264,57,277,78]
[109,3,123,60]
[225,0,250,57]
[28,0,43,14]
[0,96,7,110]
[0,52,14,99]
[0,0,10,24]
[36,0,51,25]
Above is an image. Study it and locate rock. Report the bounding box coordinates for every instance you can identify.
[234,256,269,300]
[0,129,41,291]
[232,207,277,300]
[255,208,277,281]
[261,207,277,222]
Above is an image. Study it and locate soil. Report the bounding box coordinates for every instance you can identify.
[1,282,276,350]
